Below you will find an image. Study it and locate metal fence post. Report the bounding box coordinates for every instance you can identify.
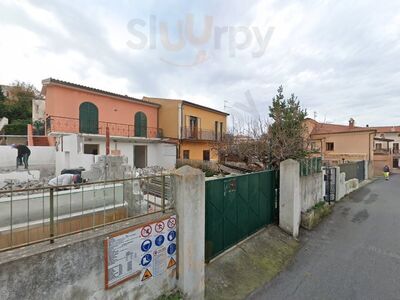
[161,175,166,213]
[50,188,55,243]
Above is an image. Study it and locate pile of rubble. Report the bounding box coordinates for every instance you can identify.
[0,176,53,198]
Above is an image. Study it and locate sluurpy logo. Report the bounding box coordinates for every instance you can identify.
[127,14,274,67]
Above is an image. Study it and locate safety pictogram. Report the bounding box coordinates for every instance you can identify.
[155,235,165,247]
[167,217,176,229]
[155,221,165,233]
[141,225,152,237]
[141,254,152,267]
[167,243,177,255]
[141,239,152,252]
[141,269,153,281]
[167,257,176,269]
[167,230,176,242]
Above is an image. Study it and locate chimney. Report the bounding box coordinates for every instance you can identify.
[349,118,355,128]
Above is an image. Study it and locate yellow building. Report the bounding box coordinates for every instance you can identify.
[143,97,229,161]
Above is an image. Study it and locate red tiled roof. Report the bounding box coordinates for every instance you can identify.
[306,118,375,135]
[369,126,400,133]
[42,78,160,108]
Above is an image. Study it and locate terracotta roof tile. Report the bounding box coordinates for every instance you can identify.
[369,126,400,133]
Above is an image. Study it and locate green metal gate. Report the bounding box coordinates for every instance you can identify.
[205,170,278,261]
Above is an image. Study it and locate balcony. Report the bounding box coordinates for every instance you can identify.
[181,127,224,141]
[374,148,391,155]
[46,116,163,139]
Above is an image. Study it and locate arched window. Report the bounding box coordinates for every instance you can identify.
[135,112,147,137]
[79,102,98,134]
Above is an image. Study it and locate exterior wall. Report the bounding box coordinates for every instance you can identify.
[45,85,159,134]
[0,135,27,146]
[182,104,227,132]
[300,172,324,213]
[374,154,392,176]
[0,167,206,300]
[0,213,177,300]
[180,141,219,161]
[0,145,55,169]
[144,97,179,139]
[57,134,176,172]
[147,143,177,169]
[312,131,374,162]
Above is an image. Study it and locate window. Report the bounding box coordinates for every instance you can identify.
[203,150,210,161]
[220,122,223,140]
[79,102,99,134]
[134,145,147,168]
[134,112,147,137]
[376,143,382,150]
[84,144,99,155]
[393,143,399,150]
[189,116,198,138]
[326,142,334,151]
[183,150,190,159]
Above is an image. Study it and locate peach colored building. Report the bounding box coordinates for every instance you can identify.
[305,118,376,164]
[41,79,176,169]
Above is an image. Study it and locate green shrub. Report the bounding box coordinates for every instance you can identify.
[3,123,27,135]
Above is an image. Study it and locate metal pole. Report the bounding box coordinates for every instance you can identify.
[50,188,55,243]
[10,181,13,247]
[161,175,166,213]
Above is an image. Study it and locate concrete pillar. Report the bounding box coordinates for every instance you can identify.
[334,166,341,201]
[279,159,301,238]
[364,160,369,180]
[173,166,205,300]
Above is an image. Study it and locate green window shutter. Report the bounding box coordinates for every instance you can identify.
[79,102,98,134]
[135,112,147,137]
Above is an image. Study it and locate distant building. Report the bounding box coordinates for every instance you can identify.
[41,78,176,169]
[144,97,229,161]
[305,118,376,164]
[369,126,400,169]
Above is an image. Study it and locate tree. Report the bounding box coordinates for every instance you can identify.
[0,86,6,102]
[267,86,308,167]
[1,81,39,123]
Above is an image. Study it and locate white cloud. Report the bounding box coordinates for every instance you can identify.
[0,0,400,126]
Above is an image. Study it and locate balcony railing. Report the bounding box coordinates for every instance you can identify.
[181,127,224,141]
[374,148,391,155]
[46,116,163,139]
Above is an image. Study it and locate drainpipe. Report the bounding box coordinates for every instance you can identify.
[178,102,183,140]
[178,102,183,159]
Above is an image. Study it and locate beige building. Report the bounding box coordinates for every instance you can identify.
[370,126,400,169]
[305,118,376,164]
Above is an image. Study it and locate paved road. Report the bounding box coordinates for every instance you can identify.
[248,175,400,300]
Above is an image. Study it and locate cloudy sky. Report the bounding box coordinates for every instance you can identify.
[1,0,400,126]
